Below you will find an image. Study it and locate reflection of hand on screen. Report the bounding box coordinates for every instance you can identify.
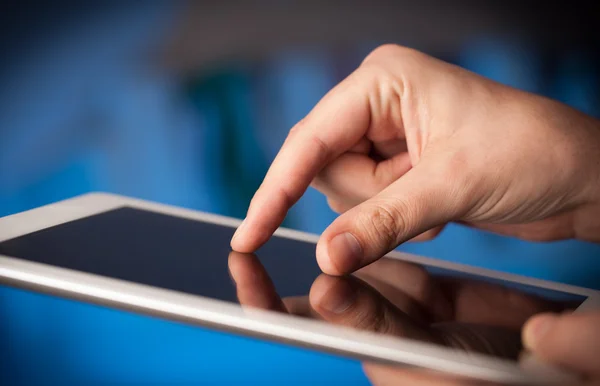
[229,251,570,360]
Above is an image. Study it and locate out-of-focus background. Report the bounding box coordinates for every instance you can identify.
[1,1,599,385]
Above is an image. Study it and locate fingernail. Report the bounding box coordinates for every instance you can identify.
[327,232,363,274]
[231,219,247,244]
[523,314,556,350]
[320,280,356,314]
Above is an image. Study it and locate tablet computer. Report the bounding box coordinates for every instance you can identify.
[1,193,597,384]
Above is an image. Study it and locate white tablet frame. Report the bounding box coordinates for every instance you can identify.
[0,193,597,384]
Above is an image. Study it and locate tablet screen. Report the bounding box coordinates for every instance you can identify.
[0,206,588,361]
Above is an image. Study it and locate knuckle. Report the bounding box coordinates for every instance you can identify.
[289,119,332,165]
[308,134,331,163]
[361,44,418,66]
[289,117,308,134]
[274,185,297,210]
[358,201,408,248]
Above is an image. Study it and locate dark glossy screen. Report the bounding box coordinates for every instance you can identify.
[0,206,587,361]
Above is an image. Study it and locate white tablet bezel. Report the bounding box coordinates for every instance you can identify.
[0,192,597,384]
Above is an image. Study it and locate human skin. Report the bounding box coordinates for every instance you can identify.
[230,44,600,385]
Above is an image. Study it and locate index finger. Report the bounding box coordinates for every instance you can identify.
[231,70,372,252]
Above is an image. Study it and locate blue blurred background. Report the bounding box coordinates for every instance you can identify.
[1,2,599,385]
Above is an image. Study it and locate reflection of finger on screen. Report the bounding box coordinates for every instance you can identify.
[351,273,430,323]
[227,251,286,312]
[309,275,439,343]
[356,258,452,321]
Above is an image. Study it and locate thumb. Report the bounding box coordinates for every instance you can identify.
[316,158,463,275]
[523,312,600,376]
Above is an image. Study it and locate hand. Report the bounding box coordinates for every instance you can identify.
[230,44,600,275]
[363,312,600,386]
[228,251,574,368]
